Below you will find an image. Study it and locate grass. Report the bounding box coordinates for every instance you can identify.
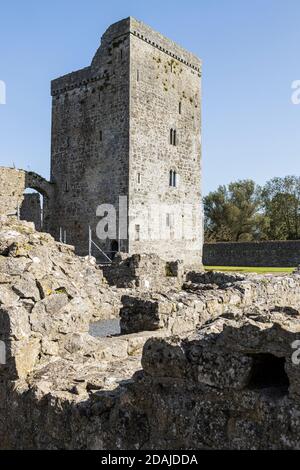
[204,266,295,274]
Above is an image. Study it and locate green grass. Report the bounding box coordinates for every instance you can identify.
[204,266,295,274]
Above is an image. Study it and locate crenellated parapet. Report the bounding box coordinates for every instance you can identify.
[51,17,201,98]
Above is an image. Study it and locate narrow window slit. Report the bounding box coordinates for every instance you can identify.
[135,224,140,241]
[169,170,177,188]
[170,128,177,146]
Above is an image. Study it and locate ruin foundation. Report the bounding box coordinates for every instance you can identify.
[1,218,300,449]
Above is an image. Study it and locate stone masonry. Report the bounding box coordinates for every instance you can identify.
[3,16,300,451]
[0,19,202,265]
[5,308,300,450]
[1,217,300,449]
[50,17,202,265]
[204,240,300,268]
[0,167,54,232]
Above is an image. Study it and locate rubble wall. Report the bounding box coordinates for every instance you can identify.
[0,167,54,231]
[1,218,300,449]
[2,302,300,449]
[120,271,300,335]
[103,252,183,290]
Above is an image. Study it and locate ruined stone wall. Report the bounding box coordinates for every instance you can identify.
[203,241,300,267]
[50,19,131,256]
[128,18,202,265]
[136,313,300,450]
[103,252,183,289]
[120,271,300,335]
[20,193,42,231]
[3,278,300,449]
[1,218,300,449]
[0,167,54,231]
[0,167,25,216]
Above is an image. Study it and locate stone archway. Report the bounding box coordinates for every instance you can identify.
[24,172,54,231]
[0,167,55,232]
[24,171,54,198]
[20,189,43,231]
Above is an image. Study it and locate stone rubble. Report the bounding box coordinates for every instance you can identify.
[120,270,300,335]
[0,217,124,376]
[1,218,300,449]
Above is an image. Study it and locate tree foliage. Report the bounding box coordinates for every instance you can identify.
[261,176,300,240]
[204,176,300,242]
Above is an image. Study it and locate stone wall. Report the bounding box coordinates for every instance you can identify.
[103,252,184,289]
[0,167,24,217]
[203,241,300,267]
[0,167,54,231]
[2,276,300,449]
[120,271,300,335]
[50,19,131,256]
[1,218,300,449]
[137,310,300,449]
[128,18,202,265]
[0,18,203,264]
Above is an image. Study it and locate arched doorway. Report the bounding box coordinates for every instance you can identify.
[24,171,54,233]
[20,188,43,231]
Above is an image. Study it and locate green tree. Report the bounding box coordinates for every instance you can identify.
[204,180,264,242]
[261,176,300,240]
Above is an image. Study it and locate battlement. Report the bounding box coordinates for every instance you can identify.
[51,17,201,96]
[93,17,201,70]
[51,66,91,96]
[128,17,201,71]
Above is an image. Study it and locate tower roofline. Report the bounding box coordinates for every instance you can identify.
[51,17,202,96]
[95,16,201,72]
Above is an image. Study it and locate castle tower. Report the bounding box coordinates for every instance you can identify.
[50,17,202,265]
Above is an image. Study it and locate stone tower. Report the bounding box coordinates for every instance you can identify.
[51,17,202,265]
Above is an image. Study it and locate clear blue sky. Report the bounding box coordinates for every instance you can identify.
[0,0,299,194]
